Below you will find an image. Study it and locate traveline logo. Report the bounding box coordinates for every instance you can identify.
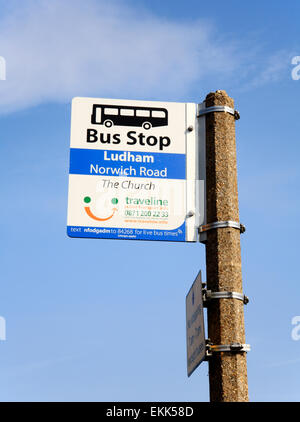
[0,56,6,80]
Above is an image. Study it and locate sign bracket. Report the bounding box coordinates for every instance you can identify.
[205,341,251,359]
[199,220,246,234]
[203,289,249,305]
[197,105,240,120]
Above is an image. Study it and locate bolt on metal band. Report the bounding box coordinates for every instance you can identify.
[203,290,249,305]
[197,105,240,120]
[199,220,246,234]
[205,342,251,358]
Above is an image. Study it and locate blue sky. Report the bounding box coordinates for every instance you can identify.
[0,0,300,402]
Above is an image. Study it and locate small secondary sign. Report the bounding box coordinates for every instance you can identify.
[67,97,203,242]
[186,270,206,376]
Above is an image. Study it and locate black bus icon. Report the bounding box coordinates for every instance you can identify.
[91,104,168,130]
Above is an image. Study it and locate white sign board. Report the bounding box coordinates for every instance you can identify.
[186,270,206,376]
[67,97,203,242]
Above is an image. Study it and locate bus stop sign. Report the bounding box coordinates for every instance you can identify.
[67,97,204,242]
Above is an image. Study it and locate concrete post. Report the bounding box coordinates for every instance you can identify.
[204,90,249,402]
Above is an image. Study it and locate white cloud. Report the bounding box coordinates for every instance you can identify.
[0,0,239,113]
[0,0,292,114]
[246,50,291,88]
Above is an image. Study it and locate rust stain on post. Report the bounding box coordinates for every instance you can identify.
[205,90,249,402]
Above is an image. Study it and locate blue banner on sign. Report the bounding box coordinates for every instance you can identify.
[69,148,186,179]
[67,222,186,241]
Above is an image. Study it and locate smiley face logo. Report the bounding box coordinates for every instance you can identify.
[83,196,118,221]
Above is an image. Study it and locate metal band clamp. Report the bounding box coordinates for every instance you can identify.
[197,105,240,120]
[203,290,249,305]
[199,221,246,234]
[205,341,251,358]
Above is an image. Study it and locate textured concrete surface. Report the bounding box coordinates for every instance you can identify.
[205,90,249,402]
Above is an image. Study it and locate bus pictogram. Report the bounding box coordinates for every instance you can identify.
[91,104,168,130]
